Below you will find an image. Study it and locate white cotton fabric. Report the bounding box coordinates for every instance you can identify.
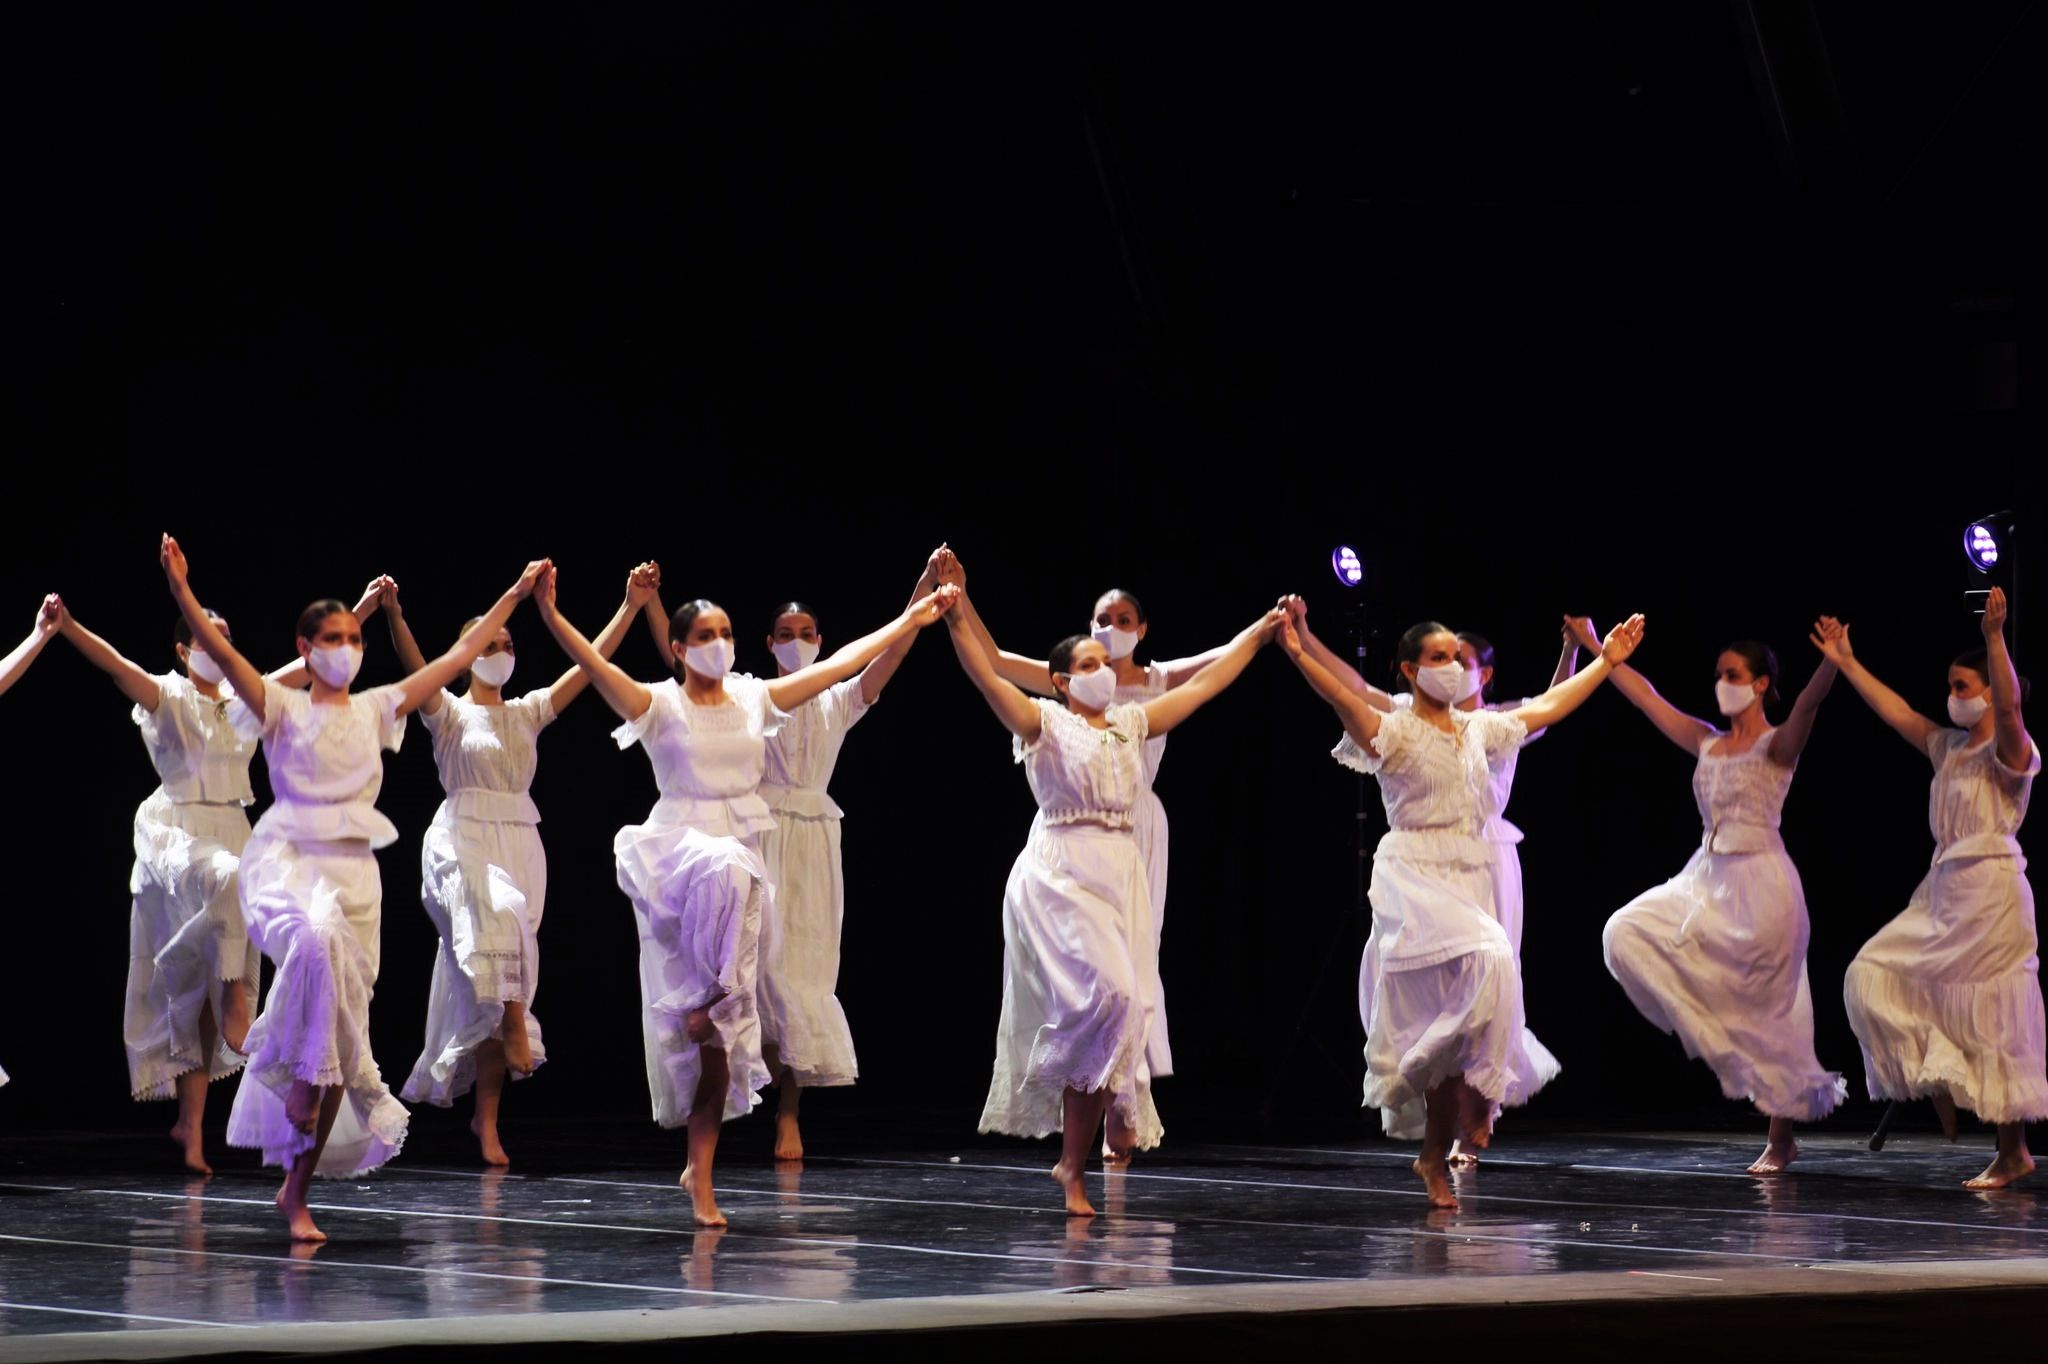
[1602,731,1846,1121]
[125,674,261,1101]
[1393,693,1539,953]
[1844,730,2048,1123]
[224,679,410,1175]
[401,690,556,1108]
[1334,706,1557,1138]
[611,675,785,1125]
[757,675,871,1089]
[982,699,1165,1149]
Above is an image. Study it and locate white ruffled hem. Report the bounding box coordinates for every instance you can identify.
[1845,959,2048,1124]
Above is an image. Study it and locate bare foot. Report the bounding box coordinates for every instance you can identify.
[773,1110,804,1163]
[1748,1139,1799,1175]
[1964,1150,2036,1190]
[275,1186,326,1243]
[683,1008,717,1045]
[680,1163,727,1227]
[221,988,252,1056]
[284,1081,319,1134]
[1413,1155,1458,1210]
[1051,1160,1096,1217]
[469,1115,510,1167]
[1456,1085,1493,1150]
[1447,1140,1480,1170]
[501,1011,534,1076]
[169,1121,211,1176]
[1931,1091,1960,1143]
[1100,1146,1132,1168]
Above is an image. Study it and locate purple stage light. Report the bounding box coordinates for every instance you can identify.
[1965,523,2001,572]
[1331,545,1364,588]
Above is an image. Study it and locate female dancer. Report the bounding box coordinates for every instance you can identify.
[536,563,957,1227]
[636,566,940,1162]
[389,565,658,1165]
[1280,611,1643,1208]
[0,595,63,1094]
[937,549,1240,1159]
[162,533,546,1241]
[946,587,1281,1215]
[1818,590,2043,1188]
[1583,616,1845,1174]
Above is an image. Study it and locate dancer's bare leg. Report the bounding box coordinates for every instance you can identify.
[219,979,251,1056]
[680,1046,730,1227]
[1415,1079,1460,1209]
[1053,1087,1107,1216]
[170,1002,216,1175]
[1102,1106,1135,1167]
[1749,1115,1799,1174]
[470,1040,510,1166]
[1455,1081,1493,1150]
[1931,1090,1961,1143]
[275,1085,343,1242]
[773,1070,804,1163]
[500,1001,534,1076]
[1965,1123,2036,1190]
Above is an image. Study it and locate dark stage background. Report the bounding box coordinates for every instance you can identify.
[4,5,2042,1148]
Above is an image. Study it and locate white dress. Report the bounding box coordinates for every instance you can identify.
[1602,731,1846,1120]
[757,676,870,1088]
[982,699,1165,1149]
[1118,664,1173,1076]
[612,675,783,1126]
[125,673,262,1101]
[1844,731,2048,1123]
[1394,693,1538,953]
[401,690,556,1107]
[1337,707,1557,1137]
[225,678,411,1175]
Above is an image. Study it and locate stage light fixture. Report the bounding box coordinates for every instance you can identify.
[1964,514,2012,574]
[1331,545,1364,588]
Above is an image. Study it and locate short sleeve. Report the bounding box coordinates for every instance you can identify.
[613,681,674,752]
[1472,709,1529,763]
[363,684,407,753]
[1392,692,1414,711]
[1013,698,1060,763]
[1332,732,1378,774]
[830,675,873,732]
[418,690,458,736]
[1109,700,1150,744]
[227,677,294,742]
[752,677,792,740]
[1334,709,1410,774]
[1925,727,1957,768]
[132,672,180,739]
[1992,739,2043,783]
[515,689,557,732]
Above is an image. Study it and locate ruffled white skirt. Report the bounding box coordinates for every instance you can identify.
[1604,846,1845,1121]
[1844,854,2048,1124]
[226,833,408,1176]
[1361,852,1558,1138]
[401,807,548,1106]
[981,822,1165,1150]
[757,811,858,1088]
[614,814,773,1126]
[126,792,259,1101]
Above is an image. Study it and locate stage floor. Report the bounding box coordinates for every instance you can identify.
[3,1128,2045,1359]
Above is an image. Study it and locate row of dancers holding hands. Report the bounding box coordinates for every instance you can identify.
[0,538,2034,1233]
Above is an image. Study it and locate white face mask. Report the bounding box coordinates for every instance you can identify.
[1715,679,1759,717]
[307,644,364,689]
[185,649,226,685]
[683,638,735,680]
[772,639,822,673]
[1454,666,1484,704]
[1090,624,1140,660]
[1413,662,1467,704]
[1948,692,1991,728]
[470,651,516,688]
[1063,667,1119,712]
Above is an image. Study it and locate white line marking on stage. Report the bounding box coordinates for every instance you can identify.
[1627,1271,1725,1282]
[0,1300,247,1329]
[0,1226,832,1306]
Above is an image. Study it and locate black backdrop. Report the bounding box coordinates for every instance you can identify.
[4,5,2042,1148]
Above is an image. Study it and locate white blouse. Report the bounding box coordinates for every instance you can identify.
[1925,728,2040,863]
[1393,693,1537,845]
[614,674,787,838]
[134,672,256,806]
[230,678,408,848]
[1693,731,1795,855]
[1115,661,1170,787]
[1014,699,1150,830]
[761,676,871,820]
[1335,706,1528,865]
[421,690,556,825]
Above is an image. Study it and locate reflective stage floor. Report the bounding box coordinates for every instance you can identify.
[3,1127,2046,1360]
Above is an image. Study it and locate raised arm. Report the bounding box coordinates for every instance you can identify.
[1277,612,1384,748]
[765,585,958,713]
[1809,616,1941,754]
[943,603,1043,741]
[932,547,1059,697]
[1765,654,1839,766]
[160,535,269,719]
[636,561,672,664]
[1281,595,1397,712]
[368,577,437,711]
[390,561,548,717]
[0,596,63,699]
[1142,609,1280,735]
[857,556,944,705]
[53,601,163,711]
[1507,615,1644,733]
[1981,587,2033,772]
[1551,625,1581,688]
[548,563,657,716]
[535,565,654,722]
[1563,614,1712,755]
